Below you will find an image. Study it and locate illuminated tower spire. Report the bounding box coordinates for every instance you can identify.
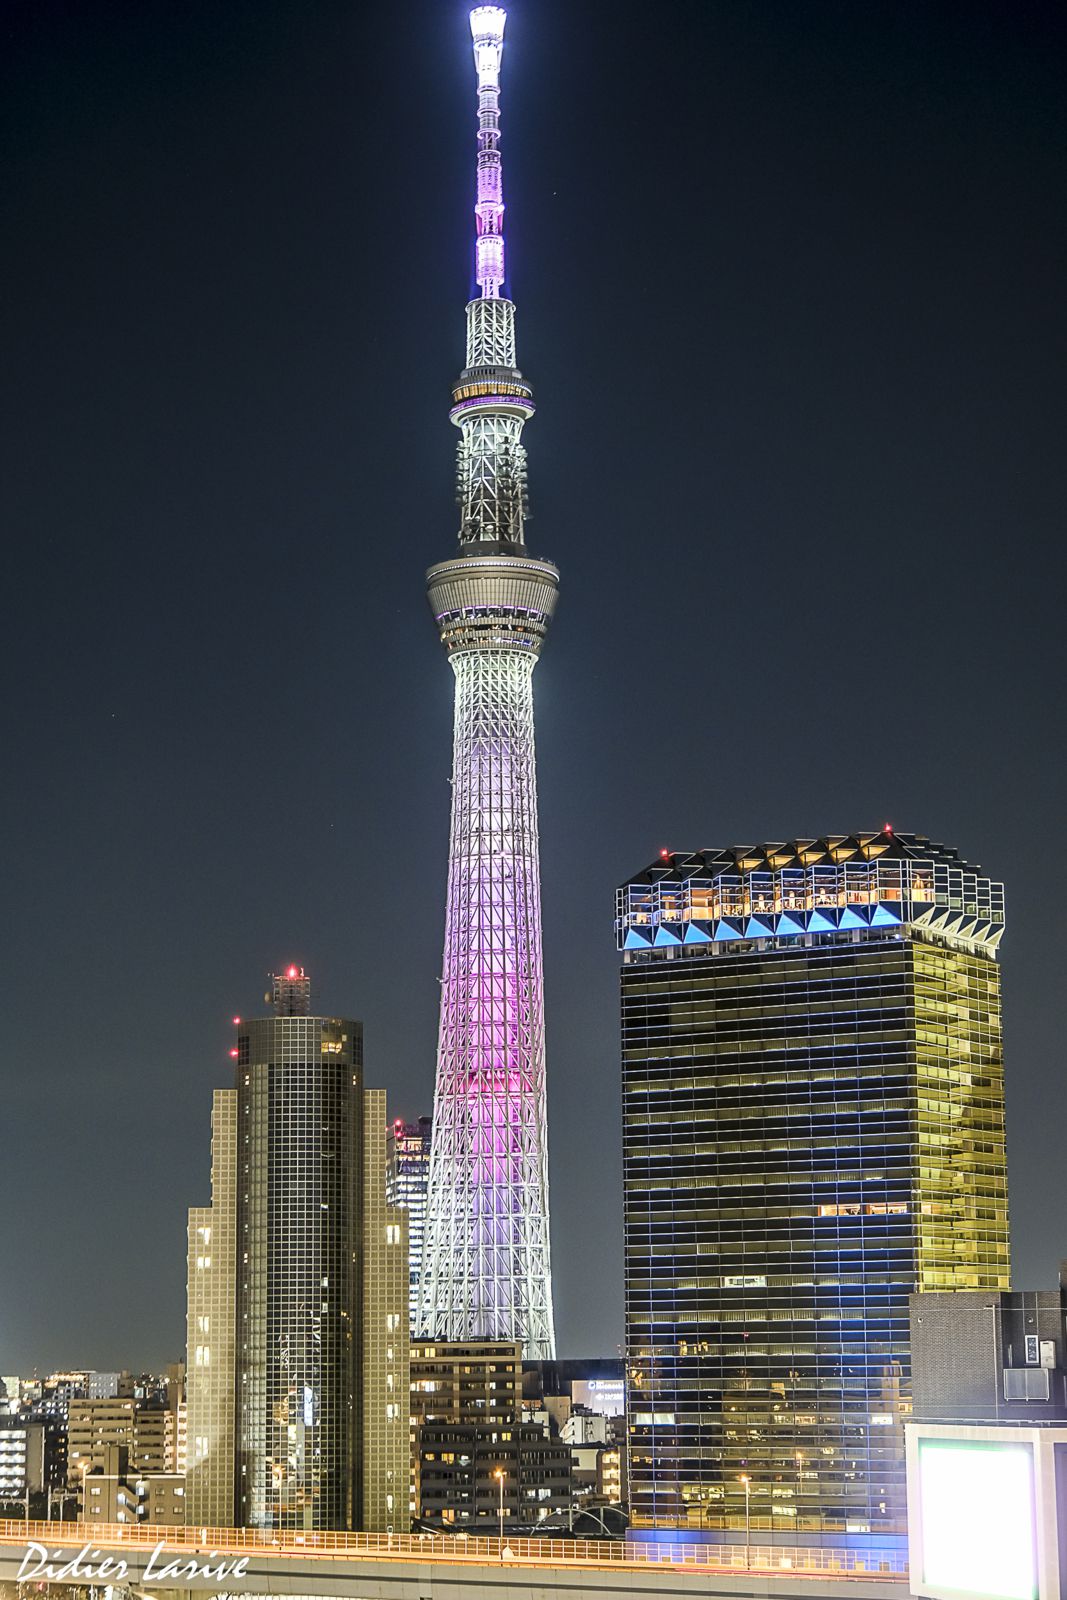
[471,5,507,299]
[420,5,557,1359]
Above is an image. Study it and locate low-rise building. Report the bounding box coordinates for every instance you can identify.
[523,1359,625,1415]
[521,1363,627,1513]
[30,1373,91,1424]
[596,1444,626,1504]
[560,1410,609,1447]
[81,1444,187,1526]
[68,1399,170,1502]
[86,1372,124,1401]
[411,1340,522,1425]
[410,1341,576,1526]
[911,1275,1067,1423]
[410,1340,524,1522]
[418,1422,571,1527]
[0,1422,45,1500]
[82,1446,141,1525]
[135,1472,187,1525]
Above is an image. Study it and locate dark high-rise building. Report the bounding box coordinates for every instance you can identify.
[617,832,1009,1539]
[415,1421,572,1528]
[387,1115,432,1335]
[185,967,409,1532]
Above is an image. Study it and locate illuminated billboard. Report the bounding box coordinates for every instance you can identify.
[917,1438,1037,1600]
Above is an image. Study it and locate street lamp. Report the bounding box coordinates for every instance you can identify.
[739,1475,751,1570]
[493,1468,505,1553]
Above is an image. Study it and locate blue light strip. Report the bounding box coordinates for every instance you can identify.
[623,900,913,948]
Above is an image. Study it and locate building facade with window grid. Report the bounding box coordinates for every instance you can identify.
[186,1089,237,1526]
[67,1399,170,1490]
[185,970,408,1533]
[0,1422,43,1499]
[409,1340,522,1520]
[618,832,1009,1538]
[416,1422,572,1526]
[387,1116,432,1335]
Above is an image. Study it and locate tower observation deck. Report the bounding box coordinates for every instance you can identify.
[420,6,556,1359]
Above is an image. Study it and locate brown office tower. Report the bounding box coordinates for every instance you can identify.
[185,967,409,1531]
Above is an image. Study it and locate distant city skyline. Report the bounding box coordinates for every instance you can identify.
[2,0,1064,1371]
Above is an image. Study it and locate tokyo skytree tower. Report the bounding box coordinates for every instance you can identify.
[419,5,556,1359]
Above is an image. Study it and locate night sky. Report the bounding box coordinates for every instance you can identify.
[2,0,1064,1372]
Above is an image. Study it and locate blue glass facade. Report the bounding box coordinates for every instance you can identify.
[620,834,1009,1536]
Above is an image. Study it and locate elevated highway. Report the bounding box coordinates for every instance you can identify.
[0,1519,906,1600]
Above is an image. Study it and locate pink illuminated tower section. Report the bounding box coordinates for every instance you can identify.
[420,5,557,1358]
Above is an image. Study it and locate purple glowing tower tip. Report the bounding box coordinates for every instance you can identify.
[470,6,508,298]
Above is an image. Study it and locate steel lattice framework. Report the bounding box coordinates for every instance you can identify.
[419,6,556,1359]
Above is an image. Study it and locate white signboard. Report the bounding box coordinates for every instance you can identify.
[917,1439,1036,1600]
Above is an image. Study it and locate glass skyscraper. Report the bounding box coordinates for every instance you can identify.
[617,832,1009,1538]
[185,968,409,1532]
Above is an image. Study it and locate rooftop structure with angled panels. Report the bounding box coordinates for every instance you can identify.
[618,830,1009,1542]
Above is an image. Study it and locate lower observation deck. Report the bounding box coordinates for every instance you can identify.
[0,1518,905,1599]
[427,549,559,656]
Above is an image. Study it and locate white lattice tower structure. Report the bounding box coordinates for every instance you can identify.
[420,6,557,1359]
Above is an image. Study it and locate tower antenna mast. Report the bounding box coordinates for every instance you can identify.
[471,5,507,298]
